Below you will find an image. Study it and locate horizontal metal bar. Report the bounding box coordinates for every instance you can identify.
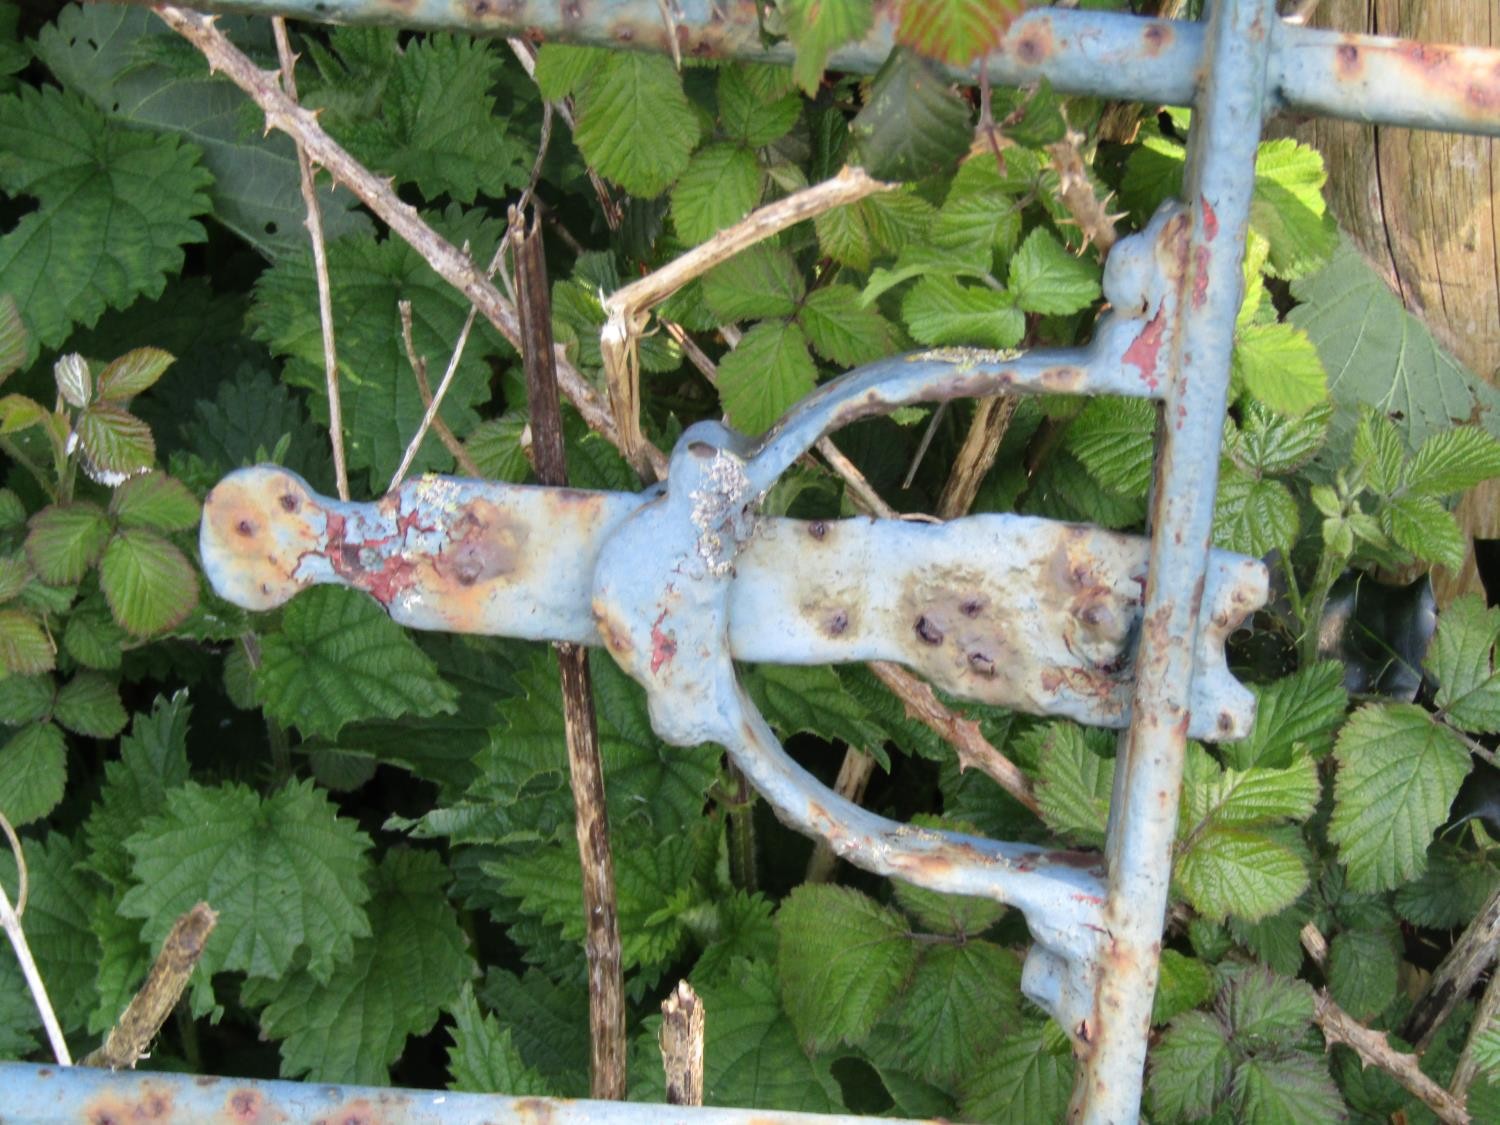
[0,1061,936,1124]
[128,0,1500,137]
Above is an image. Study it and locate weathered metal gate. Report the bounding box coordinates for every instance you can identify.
[3,1,1498,1122]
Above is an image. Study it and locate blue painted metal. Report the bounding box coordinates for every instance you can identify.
[6,1,1495,1123]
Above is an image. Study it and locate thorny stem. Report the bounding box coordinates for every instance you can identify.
[272,15,348,501]
[393,298,484,485]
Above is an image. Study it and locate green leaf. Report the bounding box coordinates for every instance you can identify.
[447,983,551,1094]
[0,721,66,825]
[1225,965,1315,1041]
[109,471,201,532]
[120,778,374,982]
[697,958,841,1110]
[670,144,762,244]
[1008,228,1102,316]
[532,44,606,101]
[99,528,198,636]
[959,1024,1075,1125]
[798,284,895,367]
[54,672,126,738]
[249,848,474,1084]
[1327,927,1399,1022]
[1189,751,1320,829]
[254,586,459,740]
[53,352,90,408]
[850,50,970,181]
[776,884,917,1051]
[1381,494,1466,571]
[0,834,100,1033]
[0,85,210,351]
[1290,236,1500,453]
[1395,842,1500,929]
[1066,396,1155,499]
[96,346,173,401]
[1329,704,1471,892]
[1249,139,1338,280]
[339,35,525,204]
[1229,399,1331,477]
[0,392,44,434]
[1405,425,1500,497]
[1233,1051,1346,1125]
[478,969,590,1096]
[0,609,53,675]
[717,65,801,147]
[1176,824,1310,922]
[1353,408,1406,497]
[902,275,1024,351]
[932,157,1022,265]
[718,320,817,436]
[702,245,805,322]
[693,890,778,985]
[0,675,52,726]
[87,898,150,1038]
[74,403,155,479]
[1225,662,1347,770]
[895,0,1023,67]
[1214,461,1298,557]
[1153,949,1216,1026]
[0,293,23,380]
[889,941,1021,1084]
[781,0,874,95]
[1428,595,1500,734]
[24,503,111,585]
[35,3,369,258]
[1233,322,1328,416]
[1149,1011,1232,1122]
[742,664,887,766]
[63,594,126,671]
[573,52,699,197]
[1034,721,1114,848]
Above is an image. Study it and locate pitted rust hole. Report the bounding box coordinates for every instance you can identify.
[1218,711,1234,734]
[1336,42,1361,76]
[688,441,715,459]
[279,492,300,513]
[914,615,944,645]
[827,609,849,636]
[969,651,997,677]
[808,520,827,540]
[235,518,256,537]
[960,597,987,618]
[1142,22,1171,55]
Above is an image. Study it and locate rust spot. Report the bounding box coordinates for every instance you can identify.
[85,1086,174,1124]
[1123,307,1166,391]
[433,500,526,590]
[236,518,255,537]
[1013,17,1054,65]
[1040,365,1084,392]
[959,597,987,618]
[1142,22,1171,55]
[615,25,633,41]
[650,608,677,674]
[914,614,944,645]
[1399,40,1452,71]
[968,651,997,677]
[826,609,849,636]
[808,520,827,541]
[1052,849,1103,869]
[278,492,300,513]
[228,1089,266,1120]
[1077,1019,1091,1043]
[1218,711,1234,734]
[1192,246,1211,309]
[1336,41,1362,77]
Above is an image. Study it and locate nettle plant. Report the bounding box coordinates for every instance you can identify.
[3,0,1500,1120]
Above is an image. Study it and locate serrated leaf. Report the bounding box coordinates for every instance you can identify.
[254,586,459,739]
[1405,425,1500,497]
[120,778,374,982]
[54,672,126,738]
[1330,704,1471,892]
[35,4,368,259]
[1214,460,1298,557]
[1233,321,1328,416]
[670,144,762,244]
[53,352,90,408]
[248,848,472,1084]
[184,365,331,487]
[1250,139,1338,280]
[1175,825,1309,922]
[0,721,65,825]
[447,983,551,1094]
[0,85,210,352]
[777,884,917,1051]
[895,0,1023,67]
[1230,398,1330,477]
[1290,236,1500,453]
[702,245,805,322]
[1190,751,1320,829]
[0,608,53,675]
[743,664,887,764]
[0,392,45,434]
[717,65,801,147]
[1233,1051,1347,1124]
[24,503,110,585]
[718,319,817,436]
[1395,842,1500,928]
[1225,965,1315,1041]
[1034,721,1114,848]
[96,346,172,402]
[1327,927,1399,1022]
[108,471,200,532]
[798,284,895,367]
[1429,596,1500,734]
[1008,228,1101,316]
[0,675,51,726]
[1352,408,1406,497]
[782,0,874,95]
[99,528,198,636]
[573,52,699,197]
[959,1024,1075,1125]
[87,898,151,1038]
[1381,493,1466,571]
[1066,396,1155,498]
[1225,662,1346,770]
[0,834,100,1033]
[63,594,125,671]
[532,44,606,101]
[0,293,23,379]
[889,941,1021,1084]
[1149,1011,1232,1121]
[74,403,155,477]
[851,49,970,181]
[1153,950,1216,1026]
[902,275,1024,351]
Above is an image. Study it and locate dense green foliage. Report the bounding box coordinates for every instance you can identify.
[3,1,1500,1119]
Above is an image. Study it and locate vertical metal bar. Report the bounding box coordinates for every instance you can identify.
[1075,0,1278,1120]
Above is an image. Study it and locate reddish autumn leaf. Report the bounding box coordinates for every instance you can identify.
[896,0,1028,67]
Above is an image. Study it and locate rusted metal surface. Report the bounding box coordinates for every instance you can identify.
[124,0,1500,138]
[0,1061,940,1124]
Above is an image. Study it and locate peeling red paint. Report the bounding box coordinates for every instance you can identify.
[650,608,677,674]
[1123,308,1167,391]
[1201,197,1218,241]
[1192,246,1211,309]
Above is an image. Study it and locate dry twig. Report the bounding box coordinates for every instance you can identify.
[937,396,1019,519]
[394,300,483,482]
[83,903,218,1070]
[156,3,668,481]
[1402,886,1500,1051]
[0,821,70,1066]
[1452,962,1500,1100]
[271,16,348,500]
[659,980,704,1106]
[1047,129,1124,257]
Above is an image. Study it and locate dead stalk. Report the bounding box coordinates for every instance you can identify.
[0,852,71,1066]
[806,749,878,882]
[394,300,483,483]
[937,396,1019,519]
[271,15,348,500]
[659,980,704,1106]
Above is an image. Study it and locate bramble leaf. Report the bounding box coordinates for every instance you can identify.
[959,1024,1075,1125]
[781,0,874,95]
[447,984,551,1094]
[1234,321,1328,416]
[889,941,1021,1084]
[573,52,699,197]
[1149,1011,1232,1122]
[0,609,54,675]
[99,528,198,636]
[798,284,895,367]
[718,320,817,436]
[671,144,762,244]
[1175,825,1309,922]
[25,503,110,585]
[1428,596,1500,734]
[1008,228,1101,316]
[1226,661,1346,770]
[902,276,1024,351]
[895,0,1024,67]
[1066,396,1155,499]
[851,50,970,182]
[54,672,126,738]
[1405,425,1500,497]
[109,472,201,533]
[0,721,65,825]
[96,347,173,402]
